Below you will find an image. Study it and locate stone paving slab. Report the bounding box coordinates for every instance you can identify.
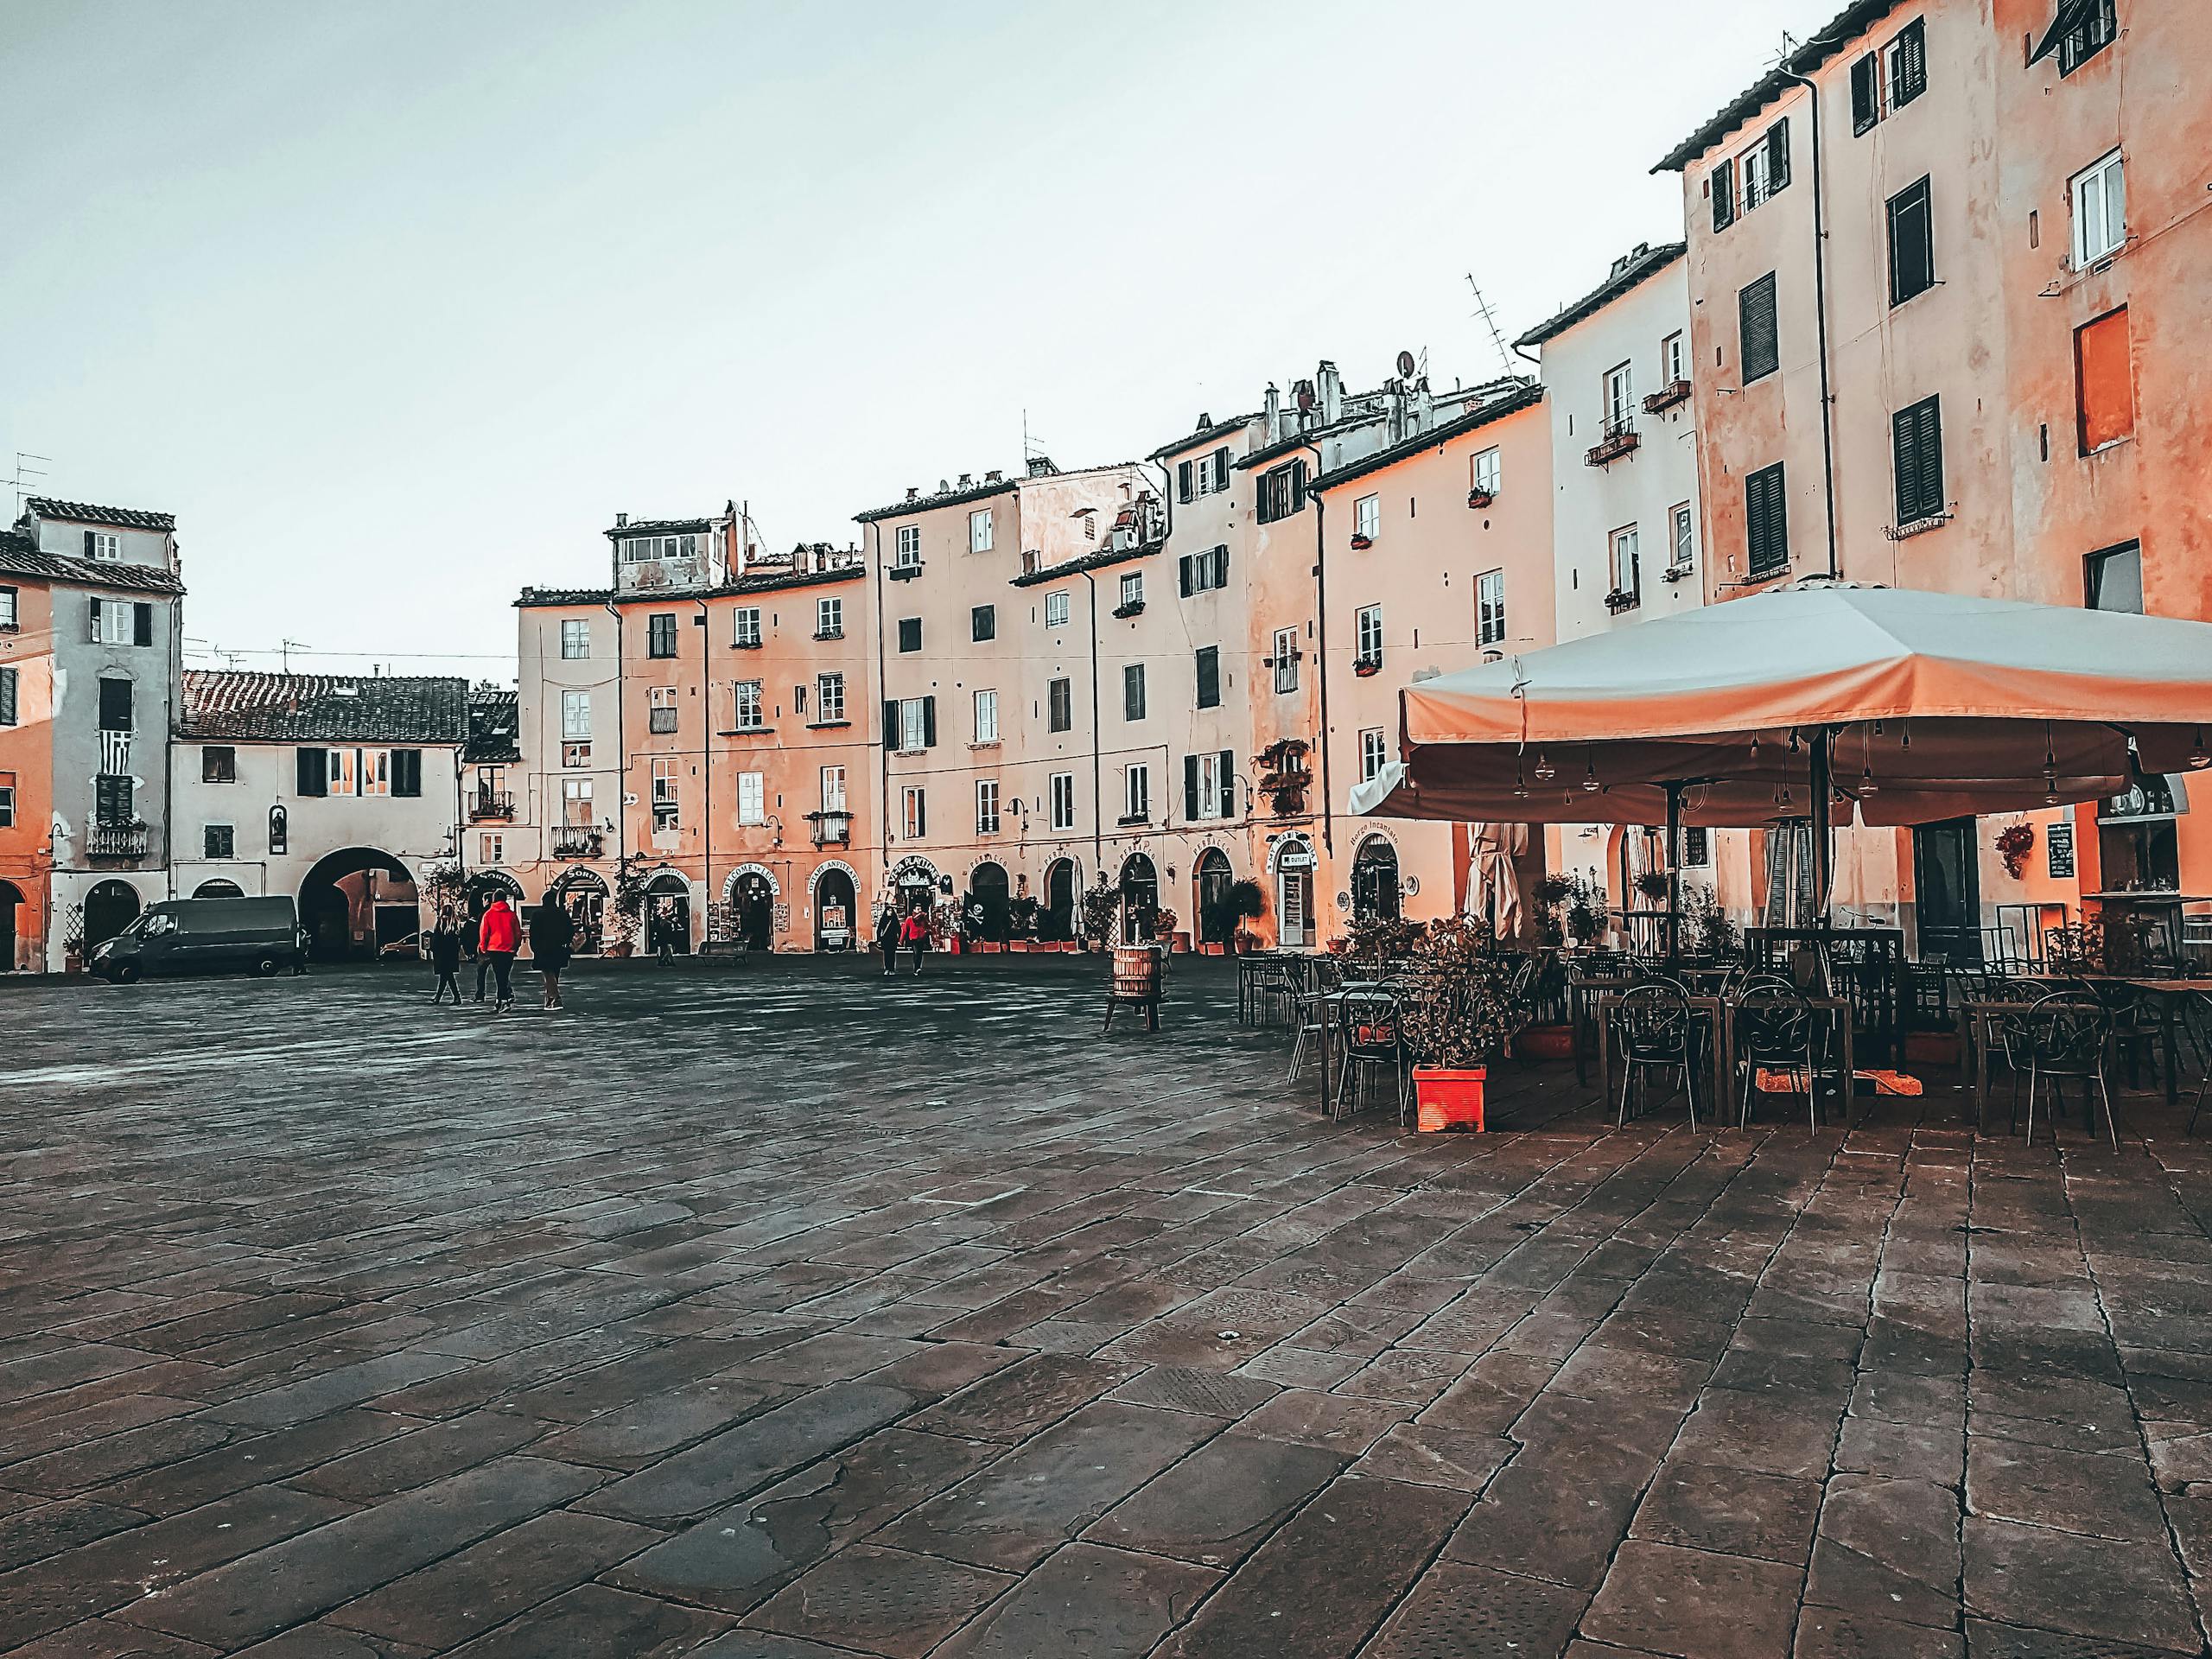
[8,956,2212,1656]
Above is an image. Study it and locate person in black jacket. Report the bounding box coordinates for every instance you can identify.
[530,900,575,1012]
[875,898,900,977]
[429,912,464,1005]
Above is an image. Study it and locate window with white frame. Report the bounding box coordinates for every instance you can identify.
[1355,604,1383,665]
[652,759,678,830]
[1604,361,1635,432]
[559,618,589,659]
[561,777,593,825]
[1610,524,1642,601]
[1662,332,1686,385]
[561,688,591,741]
[968,508,994,553]
[902,785,926,838]
[562,741,590,768]
[1471,448,1501,496]
[973,687,998,744]
[1353,494,1380,542]
[1046,590,1071,628]
[1049,771,1076,831]
[359,748,390,798]
[894,524,922,568]
[737,771,766,825]
[1359,728,1389,783]
[649,683,678,734]
[1272,625,1300,694]
[91,600,134,645]
[87,531,120,561]
[817,595,842,638]
[820,765,846,811]
[481,833,504,863]
[1118,570,1143,610]
[898,696,929,752]
[2072,150,2126,267]
[0,779,16,828]
[1476,569,1506,646]
[1125,764,1150,823]
[733,607,762,647]
[1194,751,1224,819]
[976,779,1001,835]
[1670,503,1695,572]
[621,532,701,563]
[816,671,845,722]
[733,679,764,730]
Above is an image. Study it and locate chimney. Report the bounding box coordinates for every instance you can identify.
[1318,360,1343,424]
[905,486,919,502]
[1196,411,1211,429]
[983,468,1002,484]
[957,473,973,489]
[615,512,628,528]
[1263,383,1281,442]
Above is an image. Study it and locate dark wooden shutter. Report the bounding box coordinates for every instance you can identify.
[132,602,153,646]
[83,530,97,557]
[1184,754,1200,822]
[1852,54,1879,132]
[884,699,900,746]
[1893,18,1926,107]
[1178,555,1193,597]
[1767,118,1790,193]
[1892,397,1944,523]
[97,775,133,824]
[296,747,327,796]
[1887,178,1933,304]
[1123,664,1144,721]
[921,695,937,748]
[0,666,16,727]
[1177,461,1193,503]
[86,597,101,641]
[1712,158,1736,231]
[391,748,423,798]
[1212,449,1230,491]
[1738,274,1778,382]
[99,677,133,731]
[1211,545,1229,587]
[1217,750,1236,819]
[1196,646,1220,709]
[1289,461,1306,514]
[1746,464,1789,575]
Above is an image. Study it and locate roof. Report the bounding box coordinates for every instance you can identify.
[1146,413,1256,462]
[1308,385,1548,494]
[1009,542,1160,588]
[466,687,521,763]
[22,498,175,531]
[179,671,470,744]
[1514,244,1688,349]
[1654,0,1904,171]
[854,477,1018,524]
[0,530,185,594]
[516,587,613,609]
[1234,380,1523,472]
[606,518,717,539]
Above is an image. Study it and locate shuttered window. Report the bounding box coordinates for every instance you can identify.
[1738,274,1778,383]
[296,747,327,797]
[1177,460,1194,503]
[2075,307,2134,453]
[646,613,677,658]
[1123,664,1146,722]
[1765,118,1790,194]
[1891,397,1946,524]
[0,666,16,728]
[1048,677,1072,733]
[971,604,995,642]
[898,617,921,653]
[1890,17,1926,107]
[1745,463,1789,577]
[1712,158,1735,231]
[1887,177,1935,305]
[391,748,423,798]
[1852,53,1880,133]
[1211,448,1230,492]
[98,677,133,731]
[1195,646,1221,709]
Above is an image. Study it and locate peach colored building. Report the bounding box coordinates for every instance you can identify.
[1657,0,2212,960]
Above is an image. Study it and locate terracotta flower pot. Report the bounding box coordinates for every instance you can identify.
[1413,1066,1486,1132]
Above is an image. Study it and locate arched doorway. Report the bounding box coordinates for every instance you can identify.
[813,865,857,951]
[731,871,773,950]
[1118,854,1159,944]
[551,869,607,954]
[83,880,141,952]
[1042,858,1077,941]
[0,879,24,972]
[1272,836,1316,949]
[969,862,1010,944]
[891,856,939,921]
[193,879,246,899]
[1195,849,1233,945]
[1351,837,1401,922]
[302,848,416,961]
[645,874,691,956]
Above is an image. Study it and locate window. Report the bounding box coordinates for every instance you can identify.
[1712,156,1736,231]
[1604,361,1635,432]
[647,613,677,658]
[1179,545,1230,594]
[359,747,391,798]
[1049,772,1076,831]
[89,599,150,646]
[1471,448,1501,496]
[1125,764,1150,823]
[2058,0,2116,74]
[562,741,590,768]
[968,509,994,553]
[201,746,236,784]
[893,695,936,752]
[85,531,120,560]
[733,680,764,731]
[1887,177,1935,305]
[1185,750,1235,821]
[481,834,504,864]
[817,671,846,723]
[562,778,594,825]
[973,688,998,744]
[1118,571,1143,611]
[651,759,677,830]
[1046,590,1071,629]
[0,779,12,827]
[202,823,234,860]
[898,617,921,653]
[324,747,357,797]
[560,619,589,659]
[1272,626,1300,694]
[1684,826,1711,868]
[733,607,762,647]
[820,766,846,811]
[1355,604,1383,666]
[1738,119,1789,211]
[817,596,842,639]
[1670,503,1695,573]
[0,587,15,629]
[650,684,679,734]
[1256,461,1307,524]
[1740,139,1770,212]
[1176,448,1230,501]
[972,779,1000,836]
[391,749,423,798]
[894,524,922,569]
[737,771,766,825]
[2072,150,2126,267]
[0,667,15,728]
[1048,677,1072,733]
[903,785,927,838]
[1477,569,1506,646]
[2075,307,2134,453]
[1353,494,1380,542]
[96,775,134,825]
[561,688,591,741]
[1195,645,1222,709]
[1745,463,1790,577]
[1359,728,1389,783]
[1891,396,1946,524]
[1738,274,1779,382]
[1853,17,1927,131]
[1662,333,1686,386]
[971,603,995,641]
[1123,663,1147,721]
[2085,541,2142,613]
[1610,525,1642,602]
[98,677,133,732]
[620,532,701,564]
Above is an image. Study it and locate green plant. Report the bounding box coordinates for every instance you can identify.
[1205,878,1266,945]
[1395,916,1521,1069]
[1634,870,1673,903]
[1078,876,1122,944]
[1345,910,1424,967]
[1564,874,1608,945]
[1008,894,1040,939]
[607,855,653,948]
[1681,881,1739,960]
[1532,872,1573,910]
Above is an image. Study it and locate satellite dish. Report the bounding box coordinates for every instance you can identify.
[1294,380,1315,413]
[1396,350,1417,378]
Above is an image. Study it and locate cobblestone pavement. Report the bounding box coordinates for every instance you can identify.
[6,956,2212,1657]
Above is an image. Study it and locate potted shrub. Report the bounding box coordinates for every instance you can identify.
[1219,880,1265,951]
[1350,533,1374,550]
[1635,870,1672,906]
[1465,487,1495,509]
[1397,917,1519,1131]
[605,855,652,957]
[1564,875,1608,948]
[1078,877,1121,952]
[1995,822,2035,879]
[1153,906,1187,952]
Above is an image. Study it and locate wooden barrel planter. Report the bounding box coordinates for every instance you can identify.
[1103,944,1165,1033]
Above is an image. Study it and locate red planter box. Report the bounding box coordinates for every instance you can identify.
[1515,1025,1574,1060]
[1414,1067,1486,1132]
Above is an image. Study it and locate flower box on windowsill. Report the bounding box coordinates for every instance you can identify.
[1353,657,1382,677]
[1112,601,1145,619]
[1643,379,1693,415]
[1349,534,1373,550]
[1465,489,1495,510]
[1586,427,1641,467]
[968,740,1000,753]
[1604,588,1642,614]
[887,563,923,582]
[1116,813,1151,827]
[806,719,853,730]
[718,726,776,738]
[1885,512,1953,542]
[813,628,843,640]
[731,639,764,650]
[1662,563,1696,584]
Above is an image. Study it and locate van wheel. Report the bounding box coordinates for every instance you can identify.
[254,956,281,977]
[111,963,141,984]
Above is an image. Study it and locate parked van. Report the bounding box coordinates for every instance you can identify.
[91,896,306,982]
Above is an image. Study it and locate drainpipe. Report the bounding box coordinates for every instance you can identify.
[1082,569,1103,885]
[1778,70,1841,581]
[604,595,625,870]
[1298,443,1333,861]
[870,523,888,910]
[696,594,712,931]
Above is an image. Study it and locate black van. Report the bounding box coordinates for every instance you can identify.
[91,895,307,982]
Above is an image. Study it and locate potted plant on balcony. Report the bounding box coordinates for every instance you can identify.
[1353,656,1382,677]
[1398,917,1518,1131]
[1349,533,1373,550]
[1995,822,2035,880]
[1465,486,1495,510]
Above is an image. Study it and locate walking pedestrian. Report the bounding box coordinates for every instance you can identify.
[653,898,677,964]
[429,911,464,1005]
[876,898,900,977]
[900,905,930,976]
[477,893,520,1011]
[464,906,493,1003]
[530,899,575,1011]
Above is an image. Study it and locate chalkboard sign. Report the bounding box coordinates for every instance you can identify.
[2047,821,2075,880]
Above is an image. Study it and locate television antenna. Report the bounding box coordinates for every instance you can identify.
[281,639,309,672]
[1465,275,1515,376]
[6,451,51,515]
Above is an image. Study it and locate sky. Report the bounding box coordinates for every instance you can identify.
[4,0,1812,682]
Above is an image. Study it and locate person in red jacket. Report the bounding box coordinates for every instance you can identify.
[476,896,520,1011]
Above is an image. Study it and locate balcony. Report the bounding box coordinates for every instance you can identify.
[1111,601,1145,620]
[551,824,603,859]
[807,809,853,847]
[888,560,924,582]
[86,822,150,860]
[1605,586,1643,614]
[468,789,515,823]
[1643,379,1693,415]
[1586,416,1641,467]
[1352,654,1382,678]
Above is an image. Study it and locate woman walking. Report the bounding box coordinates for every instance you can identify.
[531,899,575,1011]
[429,912,465,1006]
[900,905,930,976]
[876,898,900,977]
[476,893,520,1012]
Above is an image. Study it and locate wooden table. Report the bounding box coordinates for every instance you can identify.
[1726,995,1856,1128]
[1597,992,1728,1123]
[1996,976,2206,1105]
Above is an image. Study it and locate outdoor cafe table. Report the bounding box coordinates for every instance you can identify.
[1966,976,2206,1109]
[1307,981,1401,1116]
[1236,952,1299,1026]
[1597,991,1858,1128]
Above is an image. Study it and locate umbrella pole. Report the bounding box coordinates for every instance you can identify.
[1810,728,1833,929]
[1665,781,1683,965]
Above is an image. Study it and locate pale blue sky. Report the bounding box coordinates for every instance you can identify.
[4,0,1808,677]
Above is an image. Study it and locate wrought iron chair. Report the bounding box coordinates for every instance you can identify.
[1613,981,1700,1129]
[1287,955,1344,1084]
[1332,989,1409,1124]
[1732,973,1824,1130]
[2020,990,2116,1147]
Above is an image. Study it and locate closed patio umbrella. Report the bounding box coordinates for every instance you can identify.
[1469,823,1527,941]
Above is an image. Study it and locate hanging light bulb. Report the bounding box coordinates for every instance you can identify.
[2190,728,2210,770]
[1860,762,1878,796]
[1898,720,1910,750]
[1534,751,1556,782]
[1581,754,1601,793]
[1513,758,1529,798]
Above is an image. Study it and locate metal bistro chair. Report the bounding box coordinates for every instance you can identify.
[1255,953,1306,1028]
[1613,981,1701,1129]
[1332,988,1410,1125]
[1732,973,1825,1130]
[2187,989,2212,1135]
[1287,954,1344,1085]
[2021,990,2116,1148]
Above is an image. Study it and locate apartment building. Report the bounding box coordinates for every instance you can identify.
[0,499,184,971]
[512,588,625,940]
[1657,0,2212,957]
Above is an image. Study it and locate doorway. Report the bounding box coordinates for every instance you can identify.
[1195,849,1232,945]
[814,868,857,951]
[0,880,22,971]
[1118,854,1158,943]
[555,870,608,954]
[969,862,1010,944]
[1043,858,1076,941]
[734,873,773,950]
[83,880,141,952]
[1912,817,1981,963]
[645,878,691,956]
[1351,837,1401,922]
[1277,845,1315,948]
